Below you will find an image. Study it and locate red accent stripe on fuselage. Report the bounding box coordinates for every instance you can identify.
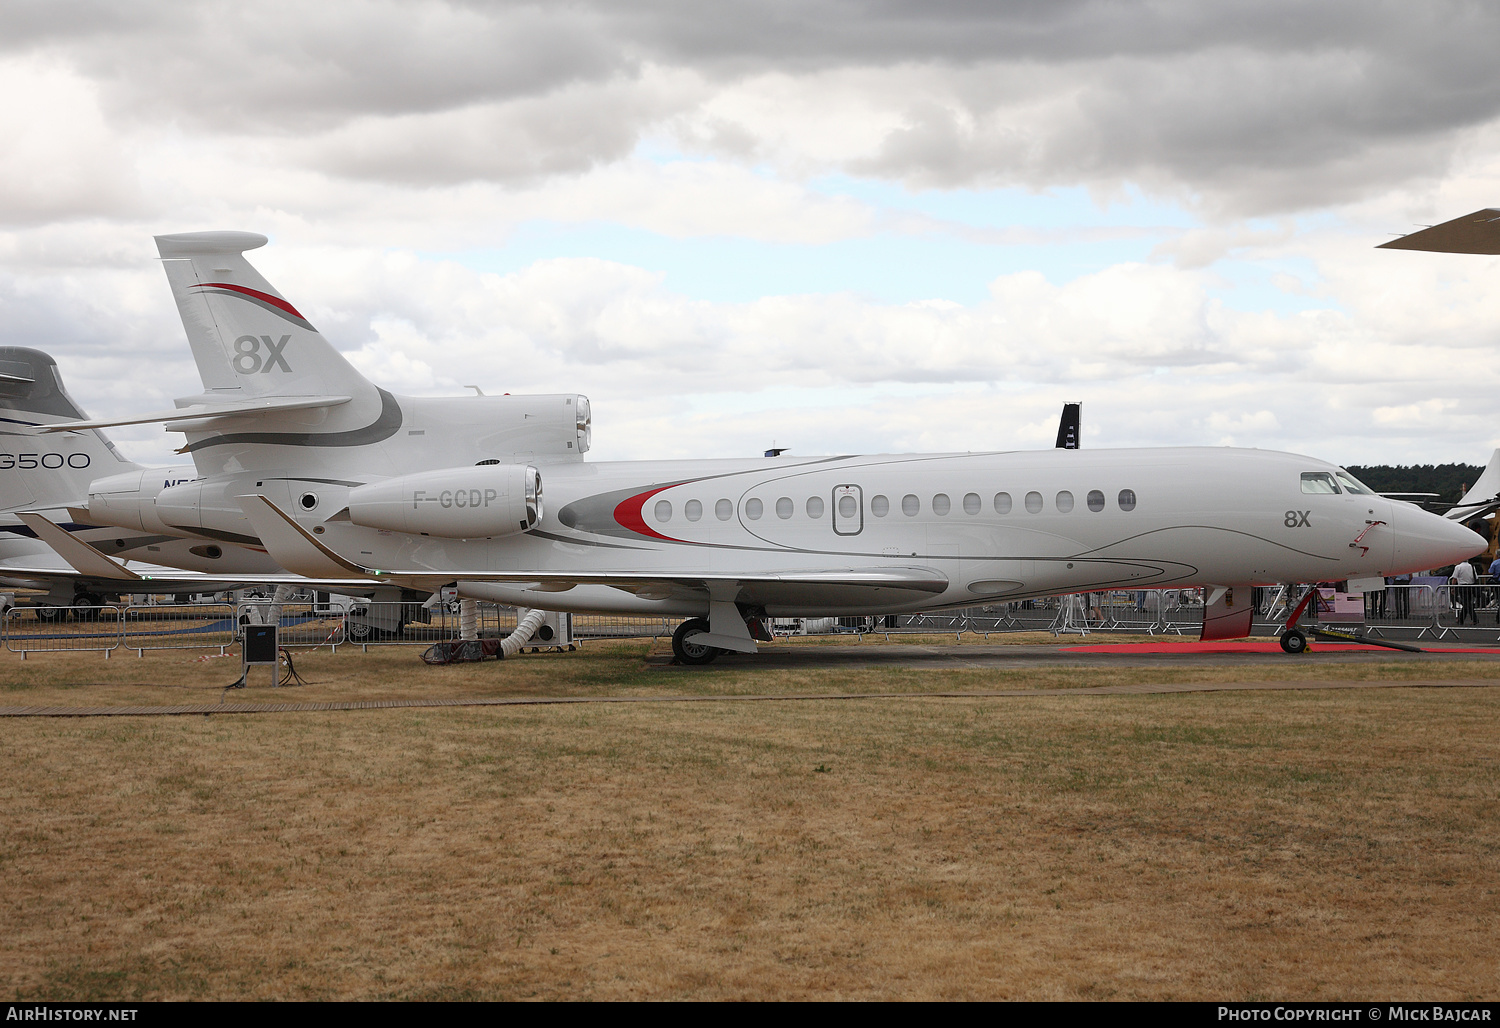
[612,485,682,541]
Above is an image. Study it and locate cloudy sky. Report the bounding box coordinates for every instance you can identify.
[4,0,1500,468]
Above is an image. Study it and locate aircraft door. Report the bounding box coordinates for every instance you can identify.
[832,484,863,536]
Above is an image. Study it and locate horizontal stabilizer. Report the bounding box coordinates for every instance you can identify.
[40,394,352,433]
[15,513,142,581]
[1446,447,1500,521]
[1378,209,1500,254]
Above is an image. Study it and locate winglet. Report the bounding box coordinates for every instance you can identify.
[235,494,377,579]
[15,513,142,581]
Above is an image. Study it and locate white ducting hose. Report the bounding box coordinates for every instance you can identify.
[459,598,479,641]
[502,607,546,658]
[269,583,296,625]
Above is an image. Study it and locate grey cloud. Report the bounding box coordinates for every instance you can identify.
[5,0,1500,210]
[5,1,625,133]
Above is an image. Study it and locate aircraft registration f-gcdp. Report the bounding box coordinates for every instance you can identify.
[48,231,1483,663]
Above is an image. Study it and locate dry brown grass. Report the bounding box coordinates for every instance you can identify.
[0,642,1496,1000]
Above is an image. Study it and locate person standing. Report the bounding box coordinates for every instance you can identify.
[1453,559,1479,625]
[1489,554,1500,624]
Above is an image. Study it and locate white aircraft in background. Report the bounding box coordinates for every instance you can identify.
[0,346,294,615]
[37,231,1481,661]
[0,346,423,627]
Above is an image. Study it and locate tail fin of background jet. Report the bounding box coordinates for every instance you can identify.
[1448,448,1500,521]
[0,348,137,514]
[154,232,380,405]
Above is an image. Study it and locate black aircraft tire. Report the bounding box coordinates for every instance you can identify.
[1280,629,1308,654]
[672,617,719,665]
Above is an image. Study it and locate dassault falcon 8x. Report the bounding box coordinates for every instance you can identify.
[37,231,1481,662]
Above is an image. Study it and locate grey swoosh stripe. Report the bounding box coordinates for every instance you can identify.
[185,389,402,453]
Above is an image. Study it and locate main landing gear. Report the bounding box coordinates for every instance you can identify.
[671,617,718,665]
[1279,628,1308,654]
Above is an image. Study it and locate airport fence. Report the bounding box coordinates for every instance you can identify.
[343,603,688,648]
[1430,581,1500,642]
[3,605,123,657]
[122,603,239,655]
[3,585,1468,658]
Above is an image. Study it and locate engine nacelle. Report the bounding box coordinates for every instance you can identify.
[347,464,542,539]
[84,467,200,533]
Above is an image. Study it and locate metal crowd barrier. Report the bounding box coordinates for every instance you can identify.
[571,615,684,640]
[235,602,346,649]
[3,605,122,657]
[1431,581,1500,641]
[122,603,238,656]
[2,584,1471,659]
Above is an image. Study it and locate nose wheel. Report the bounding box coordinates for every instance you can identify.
[1279,629,1308,654]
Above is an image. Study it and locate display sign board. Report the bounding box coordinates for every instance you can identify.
[1317,587,1366,624]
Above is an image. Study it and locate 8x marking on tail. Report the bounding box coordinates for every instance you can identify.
[232,334,292,374]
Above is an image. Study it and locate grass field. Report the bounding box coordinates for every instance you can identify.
[1,641,1497,1000]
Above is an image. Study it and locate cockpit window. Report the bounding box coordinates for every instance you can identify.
[1335,470,1376,496]
[1301,472,1341,494]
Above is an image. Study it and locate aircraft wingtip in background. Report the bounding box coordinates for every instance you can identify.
[1377,208,1500,254]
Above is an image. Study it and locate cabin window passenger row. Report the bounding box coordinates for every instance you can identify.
[710,486,1142,525]
[655,499,672,522]
[685,499,702,522]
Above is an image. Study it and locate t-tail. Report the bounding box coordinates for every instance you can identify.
[155,232,382,405]
[0,347,137,516]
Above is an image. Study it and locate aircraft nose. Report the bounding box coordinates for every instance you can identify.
[1389,504,1486,574]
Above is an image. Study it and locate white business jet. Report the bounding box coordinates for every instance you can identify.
[44,232,1480,661]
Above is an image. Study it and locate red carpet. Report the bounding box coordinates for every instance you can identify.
[1068,640,1500,654]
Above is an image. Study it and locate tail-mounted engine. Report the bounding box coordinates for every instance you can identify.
[346,464,542,539]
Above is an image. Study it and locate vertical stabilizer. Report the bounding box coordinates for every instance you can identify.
[0,348,137,514]
[154,232,379,404]
[1449,448,1500,520]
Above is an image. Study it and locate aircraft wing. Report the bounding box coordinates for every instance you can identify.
[0,516,400,594]
[235,494,950,601]
[0,557,403,594]
[1378,209,1500,254]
